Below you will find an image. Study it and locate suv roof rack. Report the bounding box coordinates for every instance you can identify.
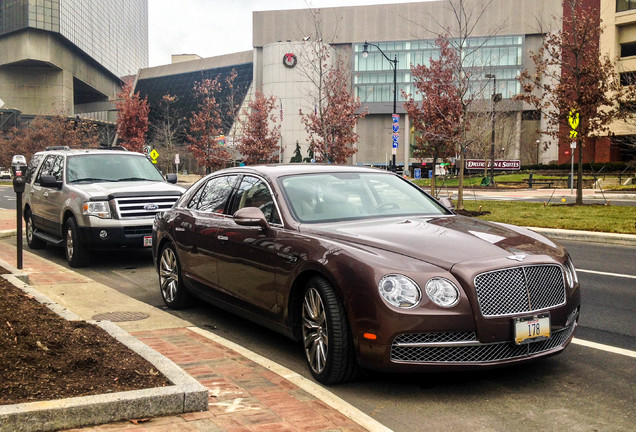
[44,146,129,152]
[45,146,71,151]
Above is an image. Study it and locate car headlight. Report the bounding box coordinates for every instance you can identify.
[425,277,460,307]
[83,201,111,219]
[378,274,421,308]
[563,255,579,289]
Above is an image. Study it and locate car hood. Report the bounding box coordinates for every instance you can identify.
[71,180,185,199]
[302,215,564,271]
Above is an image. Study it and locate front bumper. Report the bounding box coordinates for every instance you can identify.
[78,224,153,249]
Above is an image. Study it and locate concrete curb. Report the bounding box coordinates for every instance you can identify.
[529,227,636,246]
[0,265,209,432]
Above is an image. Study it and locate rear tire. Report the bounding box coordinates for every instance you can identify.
[301,276,359,384]
[64,217,90,267]
[25,211,46,249]
[158,243,192,309]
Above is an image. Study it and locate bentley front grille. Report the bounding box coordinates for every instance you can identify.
[474,265,566,317]
[390,323,575,364]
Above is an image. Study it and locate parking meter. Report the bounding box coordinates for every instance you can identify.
[11,155,27,269]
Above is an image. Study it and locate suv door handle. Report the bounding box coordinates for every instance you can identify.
[43,192,48,198]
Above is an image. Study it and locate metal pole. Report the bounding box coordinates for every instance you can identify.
[16,192,23,270]
[489,76,496,186]
[392,55,397,172]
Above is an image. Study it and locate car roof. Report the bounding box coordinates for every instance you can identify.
[33,147,145,157]
[214,164,395,180]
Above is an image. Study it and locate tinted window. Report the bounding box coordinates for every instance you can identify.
[280,172,448,222]
[35,155,62,184]
[25,154,44,183]
[66,154,165,183]
[187,175,238,213]
[231,176,281,224]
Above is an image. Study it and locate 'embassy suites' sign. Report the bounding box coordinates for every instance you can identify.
[465,159,521,170]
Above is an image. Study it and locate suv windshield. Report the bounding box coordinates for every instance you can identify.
[66,154,165,183]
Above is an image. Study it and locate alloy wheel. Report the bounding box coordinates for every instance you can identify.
[159,247,179,303]
[302,287,329,375]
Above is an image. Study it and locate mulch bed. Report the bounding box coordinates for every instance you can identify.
[0,273,172,405]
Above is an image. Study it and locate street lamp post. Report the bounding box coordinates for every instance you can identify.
[485,73,502,187]
[362,41,398,172]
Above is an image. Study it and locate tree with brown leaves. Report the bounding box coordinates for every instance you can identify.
[0,116,100,167]
[403,36,463,195]
[517,0,636,205]
[187,78,230,173]
[115,80,150,153]
[300,59,367,164]
[237,90,281,165]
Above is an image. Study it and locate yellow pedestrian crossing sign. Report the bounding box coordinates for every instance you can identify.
[568,110,579,139]
[149,149,159,164]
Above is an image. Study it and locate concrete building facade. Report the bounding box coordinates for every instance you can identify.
[0,0,148,122]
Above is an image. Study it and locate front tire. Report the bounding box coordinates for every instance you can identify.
[64,217,90,267]
[25,211,46,249]
[158,243,191,309]
[301,276,359,384]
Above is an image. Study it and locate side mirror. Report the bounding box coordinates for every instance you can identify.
[40,174,62,189]
[233,207,268,229]
[166,173,178,184]
[438,196,455,210]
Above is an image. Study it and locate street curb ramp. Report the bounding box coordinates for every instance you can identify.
[0,270,209,432]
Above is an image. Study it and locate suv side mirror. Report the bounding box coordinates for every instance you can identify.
[40,174,62,189]
[166,173,178,184]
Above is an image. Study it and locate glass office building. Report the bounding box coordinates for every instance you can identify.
[0,0,147,78]
[353,36,523,107]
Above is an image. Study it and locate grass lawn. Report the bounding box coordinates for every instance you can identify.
[462,200,636,234]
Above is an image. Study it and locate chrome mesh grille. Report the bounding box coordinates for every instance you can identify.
[393,332,477,345]
[474,265,566,317]
[390,323,575,363]
[114,196,179,219]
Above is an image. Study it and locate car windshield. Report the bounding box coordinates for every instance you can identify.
[66,154,165,183]
[280,172,449,223]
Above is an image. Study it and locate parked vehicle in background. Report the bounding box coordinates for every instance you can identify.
[0,168,11,179]
[23,146,185,267]
[152,164,581,385]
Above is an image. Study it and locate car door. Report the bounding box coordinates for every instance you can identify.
[173,175,239,291]
[29,154,65,236]
[216,175,282,317]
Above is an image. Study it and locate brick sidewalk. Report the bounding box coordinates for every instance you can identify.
[64,327,368,432]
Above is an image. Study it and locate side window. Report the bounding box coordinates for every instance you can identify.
[35,155,56,184]
[187,175,238,213]
[49,156,64,182]
[24,154,43,183]
[232,176,281,224]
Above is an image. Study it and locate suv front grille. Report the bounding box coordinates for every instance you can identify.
[474,265,566,317]
[114,196,179,219]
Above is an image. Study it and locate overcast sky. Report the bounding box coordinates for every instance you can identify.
[148,0,427,67]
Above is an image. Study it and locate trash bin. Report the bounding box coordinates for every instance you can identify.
[480,177,491,186]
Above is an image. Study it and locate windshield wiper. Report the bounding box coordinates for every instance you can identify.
[68,178,111,183]
[116,177,151,182]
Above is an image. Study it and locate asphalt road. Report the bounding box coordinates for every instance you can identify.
[1,233,634,431]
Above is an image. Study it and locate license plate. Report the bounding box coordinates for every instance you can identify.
[143,236,152,247]
[514,313,550,345]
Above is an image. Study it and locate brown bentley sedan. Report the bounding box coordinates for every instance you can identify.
[152,165,580,384]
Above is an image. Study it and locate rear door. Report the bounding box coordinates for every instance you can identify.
[29,154,65,236]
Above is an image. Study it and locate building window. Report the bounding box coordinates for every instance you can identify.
[353,36,523,107]
[617,0,636,12]
[621,41,636,57]
[620,71,636,85]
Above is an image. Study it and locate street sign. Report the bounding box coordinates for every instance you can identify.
[570,142,577,149]
[414,168,421,179]
[149,149,159,164]
[142,145,151,156]
[174,153,180,164]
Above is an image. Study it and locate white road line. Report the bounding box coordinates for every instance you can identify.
[578,269,636,279]
[572,338,636,358]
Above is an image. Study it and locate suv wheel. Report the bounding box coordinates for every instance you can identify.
[64,217,90,267]
[25,211,46,249]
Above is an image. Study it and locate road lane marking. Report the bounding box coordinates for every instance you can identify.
[578,269,636,279]
[572,338,636,358]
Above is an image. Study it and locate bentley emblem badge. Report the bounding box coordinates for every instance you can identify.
[507,254,526,262]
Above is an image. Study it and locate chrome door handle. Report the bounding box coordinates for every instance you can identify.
[175,227,185,232]
[217,235,229,241]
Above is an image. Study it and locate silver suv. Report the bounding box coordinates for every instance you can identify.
[23,147,185,267]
